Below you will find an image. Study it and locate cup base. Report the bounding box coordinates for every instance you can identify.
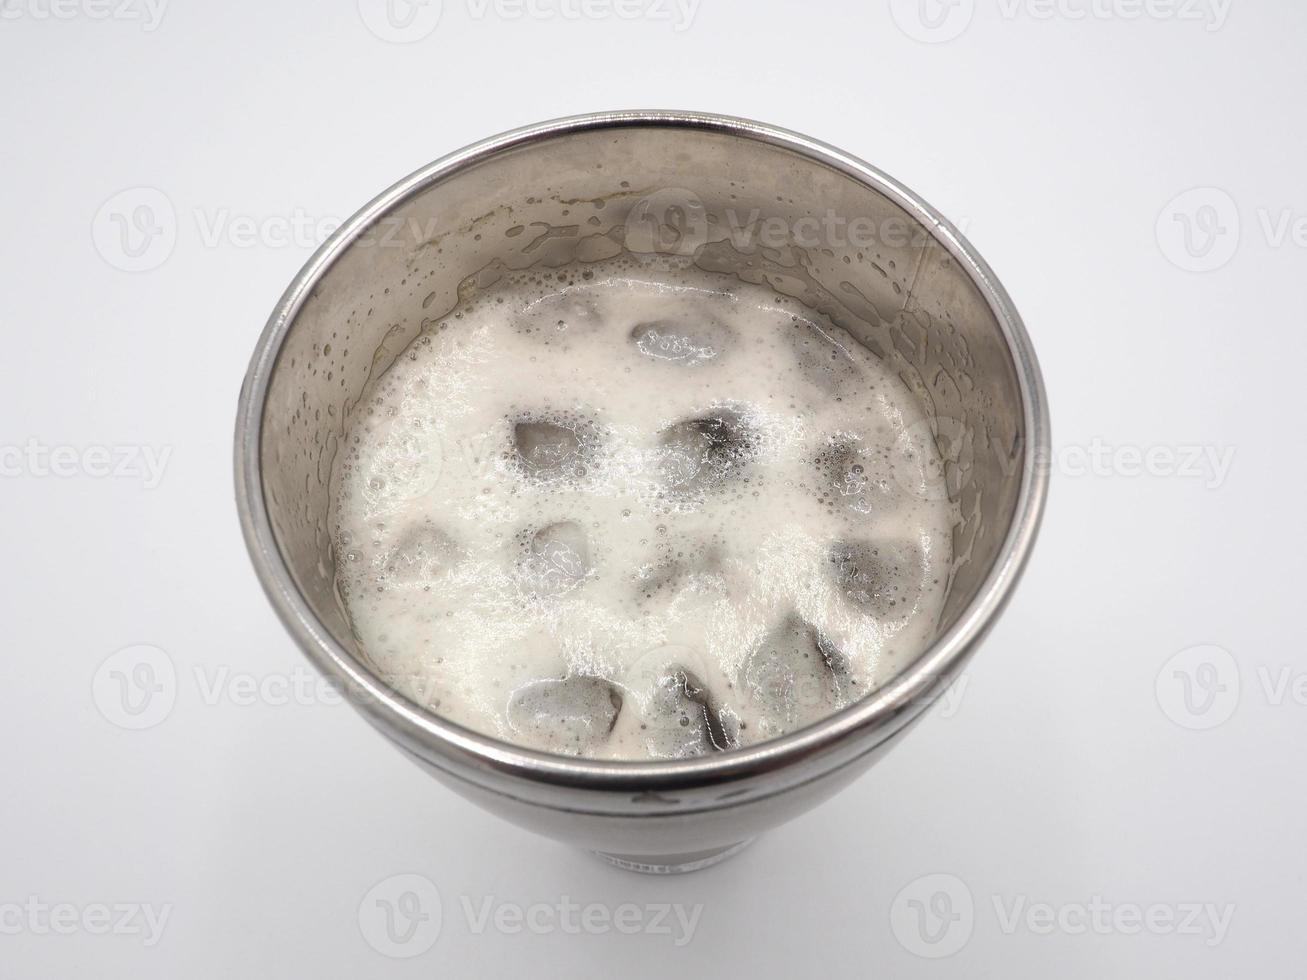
[591,838,755,874]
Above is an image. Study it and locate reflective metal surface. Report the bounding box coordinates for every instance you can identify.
[235,111,1050,871]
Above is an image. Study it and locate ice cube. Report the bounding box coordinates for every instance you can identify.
[516,292,605,341]
[814,437,902,517]
[506,676,623,754]
[656,408,756,495]
[641,666,739,758]
[828,539,925,620]
[519,521,591,596]
[632,541,722,602]
[512,419,583,477]
[740,614,850,738]
[785,318,862,395]
[629,317,732,366]
[383,523,461,586]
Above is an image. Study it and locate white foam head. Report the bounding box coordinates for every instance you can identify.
[332,254,957,759]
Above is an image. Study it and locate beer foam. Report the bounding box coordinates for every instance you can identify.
[332,255,958,759]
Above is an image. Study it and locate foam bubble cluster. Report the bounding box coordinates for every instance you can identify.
[332,255,957,759]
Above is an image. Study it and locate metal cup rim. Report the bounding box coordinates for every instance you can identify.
[234,109,1050,793]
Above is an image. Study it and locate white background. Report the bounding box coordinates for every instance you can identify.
[2,1,1303,976]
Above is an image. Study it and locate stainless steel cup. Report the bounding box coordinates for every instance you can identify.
[235,111,1049,873]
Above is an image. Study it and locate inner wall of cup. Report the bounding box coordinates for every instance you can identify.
[258,125,1025,677]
